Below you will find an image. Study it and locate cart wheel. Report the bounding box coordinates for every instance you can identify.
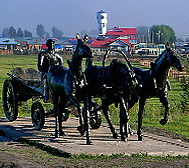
[31,101,45,130]
[2,79,18,121]
[90,101,102,129]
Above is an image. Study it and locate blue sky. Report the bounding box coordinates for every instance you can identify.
[1,0,189,38]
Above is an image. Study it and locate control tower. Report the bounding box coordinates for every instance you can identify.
[96,10,108,36]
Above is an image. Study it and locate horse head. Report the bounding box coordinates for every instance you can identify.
[75,33,93,58]
[165,43,184,72]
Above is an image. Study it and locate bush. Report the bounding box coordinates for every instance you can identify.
[180,81,189,113]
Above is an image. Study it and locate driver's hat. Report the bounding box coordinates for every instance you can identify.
[46,39,55,46]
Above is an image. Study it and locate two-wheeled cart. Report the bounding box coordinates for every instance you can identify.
[2,67,101,130]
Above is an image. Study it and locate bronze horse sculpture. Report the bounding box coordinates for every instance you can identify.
[46,34,93,142]
[128,44,184,141]
[84,49,139,141]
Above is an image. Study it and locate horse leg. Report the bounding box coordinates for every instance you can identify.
[127,123,133,136]
[84,96,92,145]
[120,98,129,141]
[58,98,66,136]
[126,95,139,136]
[70,96,85,136]
[102,99,118,139]
[137,97,146,141]
[159,90,170,125]
[53,95,58,138]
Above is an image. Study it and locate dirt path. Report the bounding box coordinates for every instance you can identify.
[0,117,189,167]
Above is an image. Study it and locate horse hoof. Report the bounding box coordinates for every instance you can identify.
[121,136,127,142]
[113,133,118,139]
[77,126,85,136]
[129,129,134,136]
[80,131,85,136]
[77,126,84,132]
[59,131,66,136]
[160,119,168,125]
[138,136,144,141]
[87,140,93,145]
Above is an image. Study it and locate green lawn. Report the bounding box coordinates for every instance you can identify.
[0,54,188,139]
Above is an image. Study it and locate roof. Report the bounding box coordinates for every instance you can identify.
[97,10,107,13]
[0,38,19,45]
[109,39,130,47]
[90,38,115,48]
[90,38,132,48]
[42,44,63,50]
[106,26,137,36]
[61,39,77,48]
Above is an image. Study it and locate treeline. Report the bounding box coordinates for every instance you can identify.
[1,23,177,45]
[1,24,64,38]
[137,24,177,44]
[2,26,32,38]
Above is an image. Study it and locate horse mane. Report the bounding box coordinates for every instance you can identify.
[155,48,167,64]
[110,59,129,72]
[69,34,93,84]
[108,59,130,81]
[110,59,125,67]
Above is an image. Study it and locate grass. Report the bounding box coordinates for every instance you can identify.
[0,54,188,140]
[1,140,189,167]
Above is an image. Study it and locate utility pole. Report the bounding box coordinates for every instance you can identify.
[156,31,163,44]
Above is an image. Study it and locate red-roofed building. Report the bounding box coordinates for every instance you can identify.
[90,26,137,54]
[90,38,115,51]
[106,26,137,42]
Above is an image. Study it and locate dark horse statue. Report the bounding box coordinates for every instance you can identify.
[47,34,93,141]
[84,49,140,141]
[128,44,184,141]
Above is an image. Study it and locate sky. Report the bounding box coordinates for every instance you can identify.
[1,0,189,38]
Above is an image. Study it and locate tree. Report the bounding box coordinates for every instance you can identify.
[36,24,45,37]
[45,32,50,39]
[150,25,176,44]
[137,26,149,43]
[8,26,16,37]
[24,29,32,37]
[17,27,23,37]
[52,26,63,38]
[2,27,9,37]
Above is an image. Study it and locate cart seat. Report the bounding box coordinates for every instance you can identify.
[12,67,41,86]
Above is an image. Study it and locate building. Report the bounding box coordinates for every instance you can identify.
[0,38,19,55]
[15,37,45,54]
[0,38,18,50]
[96,10,108,36]
[106,26,137,43]
[61,38,77,51]
[90,38,115,52]
[90,26,137,54]
[109,39,130,53]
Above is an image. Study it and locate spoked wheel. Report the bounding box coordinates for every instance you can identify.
[2,79,18,121]
[90,101,102,129]
[31,101,45,130]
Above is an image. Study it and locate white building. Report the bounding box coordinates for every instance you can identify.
[96,10,108,36]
